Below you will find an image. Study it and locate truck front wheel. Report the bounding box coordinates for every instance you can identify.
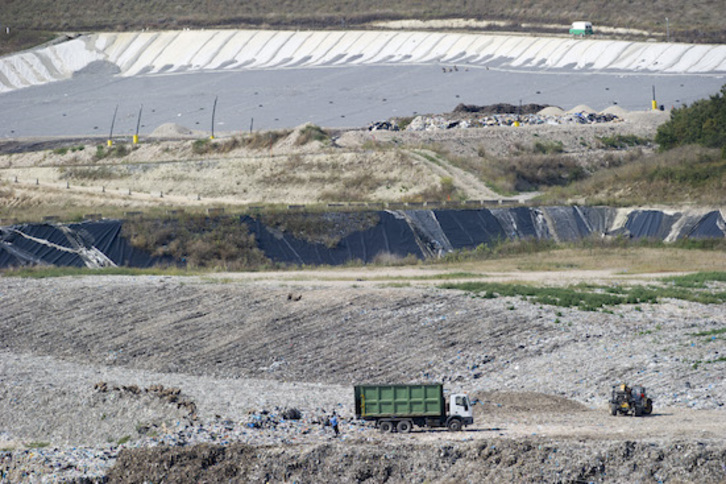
[447,419,462,431]
[379,421,394,433]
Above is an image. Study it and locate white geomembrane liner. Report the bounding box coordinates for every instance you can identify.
[2,30,726,93]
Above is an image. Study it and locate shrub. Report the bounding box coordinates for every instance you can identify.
[59,166,127,180]
[597,134,651,150]
[533,140,564,154]
[656,84,726,150]
[192,138,212,154]
[121,214,269,269]
[295,124,329,145]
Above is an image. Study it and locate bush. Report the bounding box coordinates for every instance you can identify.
[121,214,269,270]
[597,134,651,150]
[533,140,564,154]
[656,84,726,150]
[295,124,329,145]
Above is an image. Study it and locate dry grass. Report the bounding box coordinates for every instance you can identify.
[541,145,726,205]
[2,0,725,45]
[0,0,724,58]
[453,247,726,275]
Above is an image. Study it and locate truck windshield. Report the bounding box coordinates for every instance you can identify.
[455,396,469,410]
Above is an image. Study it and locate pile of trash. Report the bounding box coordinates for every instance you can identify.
[369,102,624,132]
[369,112,621,131]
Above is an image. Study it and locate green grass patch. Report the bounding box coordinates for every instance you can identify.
[26,442,50,449]
[663,271,726,288]
[117,435,132,445]
[597,134,651,150]
[691,327,726,337]
[295,124,329,145]
[533,140,564,154]
[439,280,726,310]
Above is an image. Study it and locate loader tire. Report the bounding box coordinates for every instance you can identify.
[610,404,618,416]
[644,399,653,415]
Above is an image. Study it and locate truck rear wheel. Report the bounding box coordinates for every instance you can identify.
[379,421,394,433]
[447,419,462,431]
[397,420,412,433]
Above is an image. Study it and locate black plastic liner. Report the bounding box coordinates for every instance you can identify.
[624,210,680,239]
[432,209,508,248]
[0,220,159,268]
[242,211,424,265]
[1,208,724,268]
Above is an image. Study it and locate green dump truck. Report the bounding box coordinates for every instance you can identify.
[354,384,474,433]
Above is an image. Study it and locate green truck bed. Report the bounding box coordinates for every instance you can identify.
[354,384,445,418]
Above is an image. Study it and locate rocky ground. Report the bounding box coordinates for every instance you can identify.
[1,271,724,482]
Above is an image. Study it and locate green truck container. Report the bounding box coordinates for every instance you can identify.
[354,383,474,433]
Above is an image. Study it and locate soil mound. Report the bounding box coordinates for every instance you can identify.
[537,106,565,116]
[567,104,596,114]
[150,123,197,138]
[601,105,629,117]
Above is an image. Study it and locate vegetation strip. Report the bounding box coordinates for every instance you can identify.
[440,272,726,310]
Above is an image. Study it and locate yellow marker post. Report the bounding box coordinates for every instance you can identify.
[107,139,113,147]
[652,99,658,110]
[133,134,139,145]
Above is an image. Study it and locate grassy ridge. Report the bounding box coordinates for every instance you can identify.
[0,0,724,56]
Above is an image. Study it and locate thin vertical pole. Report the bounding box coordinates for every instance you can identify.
[108,105,118,147]
[134,104,143,144]
[210,96,218,140]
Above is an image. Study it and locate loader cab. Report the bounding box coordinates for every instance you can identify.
[450,394,473,420]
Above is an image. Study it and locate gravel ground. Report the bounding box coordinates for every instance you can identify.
[1,273,725,482]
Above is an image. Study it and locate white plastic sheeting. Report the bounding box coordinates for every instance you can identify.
[2,30,726,93]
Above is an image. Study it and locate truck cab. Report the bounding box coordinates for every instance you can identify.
[569,21,594,36]
[447,393,474,430]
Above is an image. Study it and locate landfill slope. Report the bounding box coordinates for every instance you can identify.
[0,273,725,481]
[2,30,726,94]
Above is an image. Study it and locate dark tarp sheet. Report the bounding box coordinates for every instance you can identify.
[544,206,616,241]
[241,211,424,265]
[67,220,158,267]
[0,220,159,268]
[433,209,508,249]
[683,211,726,239]
[490,206,550,241]
[625,210,680,239]
[2,208,724,269]
[0,224,86,267]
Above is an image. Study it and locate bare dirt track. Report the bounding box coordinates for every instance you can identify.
[1,270,725,482]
